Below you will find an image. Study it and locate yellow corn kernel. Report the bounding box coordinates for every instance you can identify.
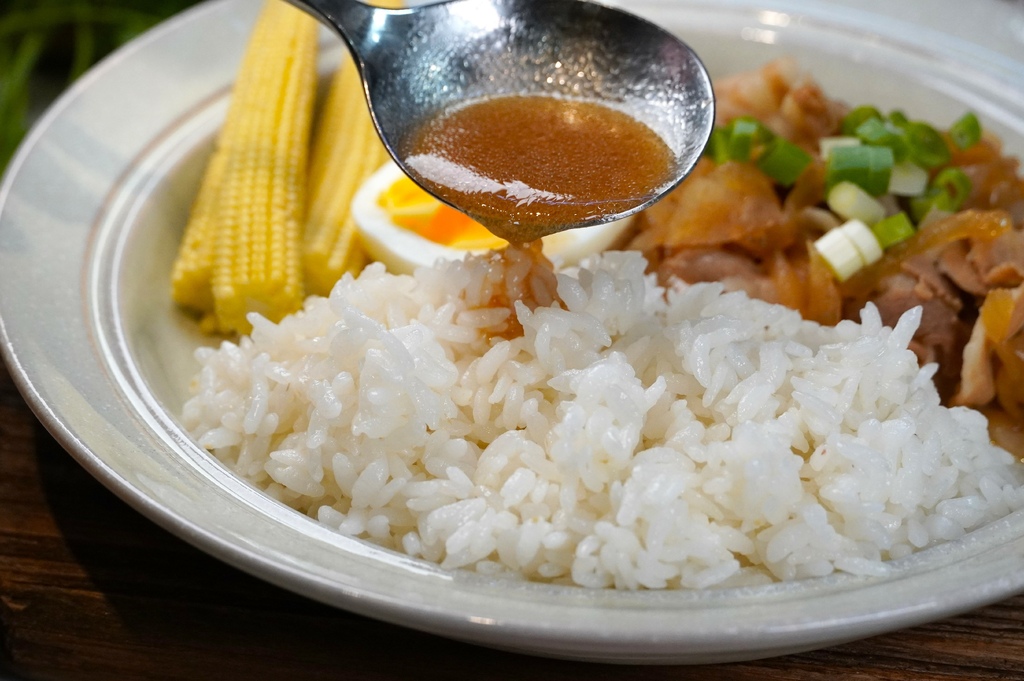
[304,0,403,297]
[171,146,227,314]
[200,0,318,334]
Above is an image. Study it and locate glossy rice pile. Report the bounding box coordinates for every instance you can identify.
[182,251,1024,589]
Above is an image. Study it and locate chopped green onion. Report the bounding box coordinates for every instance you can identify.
[871,212,916,249]
[704,127,732,164]
[705,118,776,164]
[949,112,982,150]
[905,121,952,168]
[918,206,953,228]
[814,228,865,281]
[826,145,895,196]
[909,191,939,223]
[909,167,972,222]
[727,117,771,162]
[841,106,883,136]
[887,110,910,128]
[756,138,812,186]
[909,188,956,223]
[888,162,929,196]
[932,167,972,208]
[854,118,909,161]
[819,136,861,160]
[840,219,883,265]
[827,181,886,225]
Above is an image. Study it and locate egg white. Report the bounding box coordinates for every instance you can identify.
[351,161,634,274]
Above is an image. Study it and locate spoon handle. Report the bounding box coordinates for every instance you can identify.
[282,0,394,60]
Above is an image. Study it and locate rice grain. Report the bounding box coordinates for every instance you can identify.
[183,251,1024,589]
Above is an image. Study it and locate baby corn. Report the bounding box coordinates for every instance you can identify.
[304,0,403,297]
[170,146,226,318]
[171,0,318,334]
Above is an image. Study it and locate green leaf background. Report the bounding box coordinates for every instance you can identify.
[0,0,200,171]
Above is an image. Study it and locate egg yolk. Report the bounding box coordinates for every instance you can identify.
[378,175,506,251]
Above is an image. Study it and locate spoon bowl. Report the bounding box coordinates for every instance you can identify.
[287,0,715,235]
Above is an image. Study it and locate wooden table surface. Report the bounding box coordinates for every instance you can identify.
[2,357,1024,681]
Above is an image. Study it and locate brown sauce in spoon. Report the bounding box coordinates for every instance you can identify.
[400,95,676,243]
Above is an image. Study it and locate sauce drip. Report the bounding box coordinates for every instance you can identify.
[463,241,561,340]
[401,95,676,243]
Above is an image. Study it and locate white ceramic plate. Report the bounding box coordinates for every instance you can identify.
[2,0,1024,665]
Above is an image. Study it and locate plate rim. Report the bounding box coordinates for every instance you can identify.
[2,0,1024,665]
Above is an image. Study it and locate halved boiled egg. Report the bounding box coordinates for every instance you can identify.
[350,161,635,274]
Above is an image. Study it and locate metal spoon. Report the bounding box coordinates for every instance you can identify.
[285,0,714,239]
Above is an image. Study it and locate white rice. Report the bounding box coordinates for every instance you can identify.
[182,250,1024,589]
